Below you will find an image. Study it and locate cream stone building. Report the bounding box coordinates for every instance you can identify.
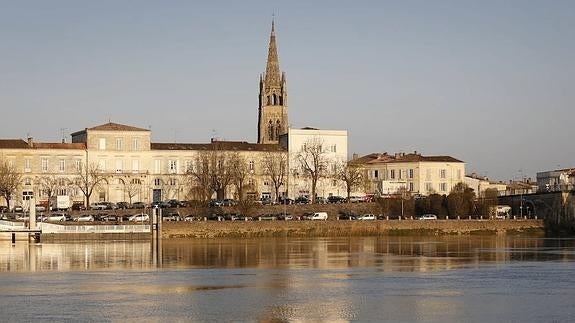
[280,128,349,199]
[0,122,286,208]
[353,152,465,196]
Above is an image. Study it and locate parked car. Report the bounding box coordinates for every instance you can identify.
[167,199,184,208]
[75,214,95,222]
[258,214,277,221]
[163,212,181,221]
[260,197,274,205]
[310,212,328,220]
[349,196,363,203]
[419,214,438,220]
[116,202,132,209]
[327,196,346,204]
[132,202,146,209]
[129,213,150,222]
[315,197,327,204]
[102,214,120,222]
[338,213,357,220]
[35,204,46,212]
[72,202,87,211]
[279,197,294,205]
[48,213,69,222]
[222,199,236,207]
[0,206,8,213]
[277,213,293,221]
[184,215,200,222]
[13,205,24,212]
[357,214,376,220]
[294,196,310,204]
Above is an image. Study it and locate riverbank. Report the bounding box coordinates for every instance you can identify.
[161,219,544,239]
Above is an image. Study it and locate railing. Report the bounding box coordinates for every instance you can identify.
[0,220,25,228]
[40,223,150,234]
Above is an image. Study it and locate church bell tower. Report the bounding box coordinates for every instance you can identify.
[258,20,288,144]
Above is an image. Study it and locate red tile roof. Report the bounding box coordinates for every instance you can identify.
[355,152,463,165]
[0,139,29,149]
[33,142,86,150]
[152,141,285,152]
[71,122,149,135]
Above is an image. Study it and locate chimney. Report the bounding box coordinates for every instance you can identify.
[352,153,358,160]
[27,137,34,148]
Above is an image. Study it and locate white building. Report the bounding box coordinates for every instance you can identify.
[280,127,348,199]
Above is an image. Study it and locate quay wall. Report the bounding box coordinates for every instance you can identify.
[161,219,544,239]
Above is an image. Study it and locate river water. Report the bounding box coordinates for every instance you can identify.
[0,236,574,322]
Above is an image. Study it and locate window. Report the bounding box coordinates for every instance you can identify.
[133,138,140,151]
[440,169,446,179]
[168,160,177,173]
[75,160,82,171]
[332,180,337,186]
[440,183,447,192]
[98,159,106,172]
[59,159,65,172]
[131,160,139,173]
[409,182,414,192]
[24,159,31,172]
[330,144,337,153]
[41,159,49,172]
[168,178,177,186]
[426,168,431,181]
[131,178,141,185]
[154,178,161,186]
[425,183,433,192]
[154,160,161,174]
[374,170,379,179]
[457,169,461,180]
[398,169,403,180]
[99,138,106,150]
[263,181,270,186]
[116,160,123,173]
[409,169,414,179]
[116,138,123,150]
[249,161,255,171]
[24,178,32,186]
[390,169,395,179]
[248,179,255,187]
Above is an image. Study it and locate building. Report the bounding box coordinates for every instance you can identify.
[536,168,575,192]
[353,152,465,196]
[280,127,348,199]
[464,173,507,197]
[258,20,288,145]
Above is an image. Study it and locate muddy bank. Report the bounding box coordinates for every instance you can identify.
[161,219,544,239]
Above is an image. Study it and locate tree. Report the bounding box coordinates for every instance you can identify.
[122,177,142,204]
[186,147,235,201]
[229,153,252,202]
[70,162,108,208]
[333,160,363,201]
[0,160,21,211]
[478,188,498,218]
[38,174,60,204]
[447,182,476,218]
[262,151,287,203]
[295,137,328,203]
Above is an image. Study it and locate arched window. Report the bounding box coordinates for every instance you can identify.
[272,94,277,105]
[275,120,281,139]
[278,95,283,105]
[268,120,274,140]
[267,96,272,105]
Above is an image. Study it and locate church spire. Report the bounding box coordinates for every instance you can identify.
[264,19,281,87]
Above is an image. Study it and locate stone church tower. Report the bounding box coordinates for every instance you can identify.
[258,20,288,144]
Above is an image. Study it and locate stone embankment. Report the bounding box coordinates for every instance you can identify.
[162,219,544,239]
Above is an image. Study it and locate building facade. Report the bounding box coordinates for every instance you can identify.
[354,152,465,196]
[280,128,349,199]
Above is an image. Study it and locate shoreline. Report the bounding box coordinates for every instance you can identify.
[161,219,544,239]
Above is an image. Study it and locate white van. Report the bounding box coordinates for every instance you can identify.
[310,212,328,220]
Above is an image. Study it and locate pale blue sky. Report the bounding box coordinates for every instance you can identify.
[0,0,573,181]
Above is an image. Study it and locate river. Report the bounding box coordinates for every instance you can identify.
[0,235,574,322]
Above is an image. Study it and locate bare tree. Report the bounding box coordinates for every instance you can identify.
[229,153,252,202]
[333,160,363,201]
[186,148,235,201]
[262,151,287,203]
[38,174,60,204]
[0,159,21,211]
[295,137,328,203]
[70,162,108,208]
[122,177,142,204]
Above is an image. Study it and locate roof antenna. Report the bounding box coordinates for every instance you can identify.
[60,128,68,143]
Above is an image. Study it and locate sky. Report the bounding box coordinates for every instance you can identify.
[0,0,573,181]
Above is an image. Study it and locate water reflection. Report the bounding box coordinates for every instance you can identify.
[1,236,573,272]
